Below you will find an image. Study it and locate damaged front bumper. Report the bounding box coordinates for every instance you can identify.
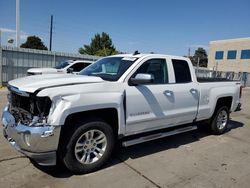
[2,106,61,166]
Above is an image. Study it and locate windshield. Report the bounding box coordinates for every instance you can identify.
[55,61,70,69]
[79,57,136,81]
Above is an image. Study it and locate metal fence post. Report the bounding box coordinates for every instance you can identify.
[54,51,56,64]
[0,47,2,87]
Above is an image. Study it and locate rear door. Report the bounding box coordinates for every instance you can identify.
[165,58,199,125]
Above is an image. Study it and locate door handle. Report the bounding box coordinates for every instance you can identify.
[164,90,173,96]
[190,88,197,94]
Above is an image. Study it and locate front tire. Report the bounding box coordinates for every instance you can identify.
[62,119,114,174]
[210,106,229,135]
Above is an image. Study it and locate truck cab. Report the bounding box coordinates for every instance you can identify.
[2,53,242,174]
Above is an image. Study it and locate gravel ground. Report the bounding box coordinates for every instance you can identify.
[0,88,250,188]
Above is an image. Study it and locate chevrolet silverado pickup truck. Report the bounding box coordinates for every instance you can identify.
[27,59,94,75]
[2,53,242,174]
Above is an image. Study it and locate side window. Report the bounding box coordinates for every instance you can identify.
[133,59,168,84]
[215,51,224,60]
[70,63,90,72]
[172,59,191,83]
[241,49,250,59]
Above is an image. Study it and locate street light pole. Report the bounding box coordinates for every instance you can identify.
[16,0,20,47]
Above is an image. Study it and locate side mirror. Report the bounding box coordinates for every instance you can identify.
[129,73,154,85]
[67,68,73,73]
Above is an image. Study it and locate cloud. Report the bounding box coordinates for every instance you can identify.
[20,32,28,40]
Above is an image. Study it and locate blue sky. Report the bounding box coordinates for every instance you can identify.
[0,0,250,56]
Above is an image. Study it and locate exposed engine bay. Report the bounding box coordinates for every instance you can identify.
[7,86,52,126]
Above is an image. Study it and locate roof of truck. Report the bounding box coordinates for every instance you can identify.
[110,53,190,61]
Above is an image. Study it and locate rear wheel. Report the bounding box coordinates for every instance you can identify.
[210,106,229,135]
[61,119,114,174]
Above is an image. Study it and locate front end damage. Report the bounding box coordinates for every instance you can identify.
[2,85,61,166]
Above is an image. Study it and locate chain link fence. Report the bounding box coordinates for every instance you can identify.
[0,46,99,86]
[195,67,250,87]
[0,48,249,87]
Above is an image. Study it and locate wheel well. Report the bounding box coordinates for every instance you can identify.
[63,108,119,137]
[215,96,232,111]
[207,96,232,123]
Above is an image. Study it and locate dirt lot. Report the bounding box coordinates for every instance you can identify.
[0,88,250,188]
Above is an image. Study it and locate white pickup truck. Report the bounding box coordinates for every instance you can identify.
[27,59,93,75]
[2,53,242,174]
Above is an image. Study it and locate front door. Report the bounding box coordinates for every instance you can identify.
[125,58,176,134]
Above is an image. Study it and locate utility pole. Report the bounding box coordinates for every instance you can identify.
[49,15,53,51]
[16,0,20,47]
[188,47,191,57]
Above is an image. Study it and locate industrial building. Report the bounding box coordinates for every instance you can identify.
[208,38,250,73]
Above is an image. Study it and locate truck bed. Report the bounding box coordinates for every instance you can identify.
[197,77,239,83]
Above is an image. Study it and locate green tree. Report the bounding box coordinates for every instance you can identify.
[190,47,208,67]
[79,32,118,56]
[20,36,48,50]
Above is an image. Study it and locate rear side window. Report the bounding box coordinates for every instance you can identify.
[172,59,191,83]
[70,63,90,72]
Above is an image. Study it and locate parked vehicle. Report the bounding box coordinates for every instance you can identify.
[27,60,94,75]
[2,53,242,174]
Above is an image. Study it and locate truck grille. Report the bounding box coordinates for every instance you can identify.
[8,91,32,124]
[8,86,52,125]
[10,91,31,112]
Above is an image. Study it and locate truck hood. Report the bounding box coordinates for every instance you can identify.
[8,74,105,93]
[27,68,62,74]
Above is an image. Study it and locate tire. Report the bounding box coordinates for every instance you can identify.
[61,119,115,174]
[210,106,229,135]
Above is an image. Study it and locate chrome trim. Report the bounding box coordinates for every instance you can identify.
[7,138,57,166]
[2,106,61,165]
[74,129,107,165]
[216,110,228,130]
[135,73,154,80]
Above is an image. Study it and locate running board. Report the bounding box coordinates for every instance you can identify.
[122,125,197,147]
